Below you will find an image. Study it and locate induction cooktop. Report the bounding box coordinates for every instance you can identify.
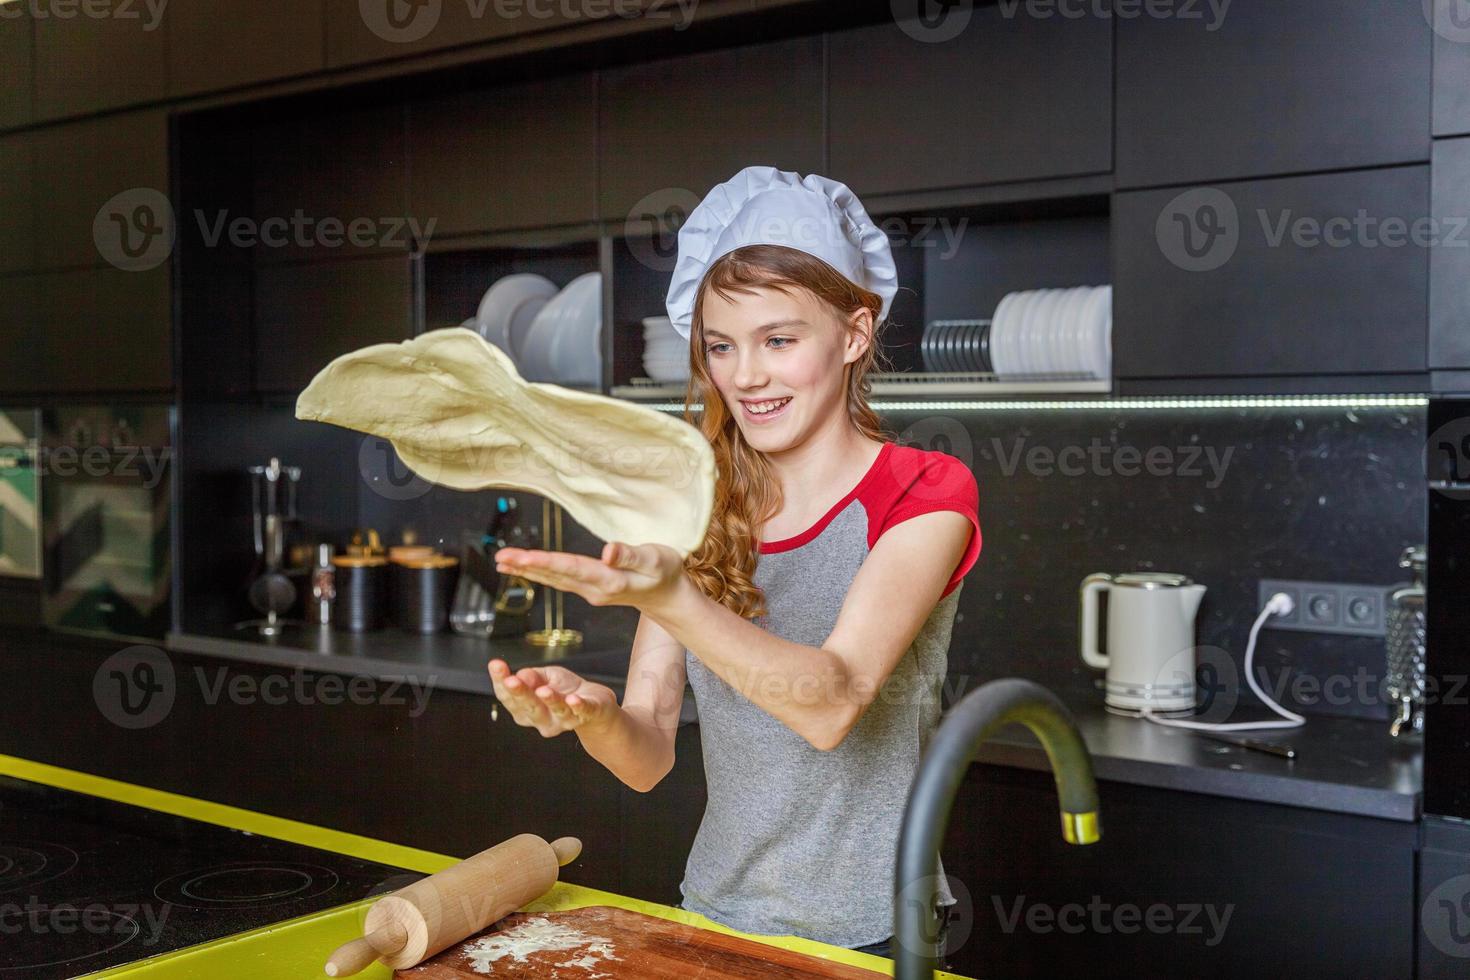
[0,774,424,978]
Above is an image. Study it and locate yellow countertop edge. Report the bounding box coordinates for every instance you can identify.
[0,754,973,979]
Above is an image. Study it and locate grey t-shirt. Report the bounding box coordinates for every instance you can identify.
[679,440,981,948]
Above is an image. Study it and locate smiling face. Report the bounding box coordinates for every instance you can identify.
[698,282,871,450]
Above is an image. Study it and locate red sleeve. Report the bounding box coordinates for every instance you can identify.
[866,447,982,599]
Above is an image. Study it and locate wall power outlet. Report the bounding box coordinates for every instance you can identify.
[1257,580,1389,637]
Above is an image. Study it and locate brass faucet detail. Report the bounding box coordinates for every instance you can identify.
[893,678,1102,979]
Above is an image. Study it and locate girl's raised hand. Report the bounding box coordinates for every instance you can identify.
[494,541,687,616]
[487,659,620,738]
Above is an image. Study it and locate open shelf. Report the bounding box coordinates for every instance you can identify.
[611,371,1113,403]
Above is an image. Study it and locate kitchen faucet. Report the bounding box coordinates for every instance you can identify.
[893,678,1102,980]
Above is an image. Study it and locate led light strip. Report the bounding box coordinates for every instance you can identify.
[637,395,1429,413]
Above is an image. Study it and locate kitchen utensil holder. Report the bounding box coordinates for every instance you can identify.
[525,499,581,652]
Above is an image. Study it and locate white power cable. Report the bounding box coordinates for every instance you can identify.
[1141,592,1306,732]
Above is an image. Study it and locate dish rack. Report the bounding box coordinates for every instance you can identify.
[611,370,1110,400]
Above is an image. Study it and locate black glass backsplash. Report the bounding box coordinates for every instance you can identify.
[184,401,1426,721]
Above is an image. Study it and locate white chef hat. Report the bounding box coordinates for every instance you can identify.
[664,166,898,341]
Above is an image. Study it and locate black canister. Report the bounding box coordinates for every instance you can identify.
[331,555,389,631]
[392,554,460,633]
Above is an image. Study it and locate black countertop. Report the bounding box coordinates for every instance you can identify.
[977,697,1422,822]
[165,625,1421,823]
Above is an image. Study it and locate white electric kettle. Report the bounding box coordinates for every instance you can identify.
[1079,572,1206,714]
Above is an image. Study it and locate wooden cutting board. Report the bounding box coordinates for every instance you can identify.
[396,906,888,978]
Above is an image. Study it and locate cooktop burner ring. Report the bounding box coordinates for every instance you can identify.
[0,842,80,893]
[153,861,340,910]
[0,908,141,972]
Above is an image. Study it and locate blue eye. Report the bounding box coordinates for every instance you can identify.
[705,338,793,355]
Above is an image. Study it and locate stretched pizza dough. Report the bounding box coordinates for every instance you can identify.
[295,326,715,557]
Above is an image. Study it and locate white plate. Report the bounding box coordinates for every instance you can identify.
[1018,289,1046,375]
[1080,286,1110,379]
[989,293,1014,376]
[1093,285,1113,379]
[1054,287,1089,374]
[522,279,577,382]
[1040,288,1070,375]
[1036,289,1064,376]
[548,272,603,386]
[991,291,1025,377]
[1019,289,1054,376]
[476,274,558,361]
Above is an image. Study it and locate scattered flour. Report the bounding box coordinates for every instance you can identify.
[459,916,621,976]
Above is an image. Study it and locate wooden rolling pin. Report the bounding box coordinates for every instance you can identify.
[324,833,581,977]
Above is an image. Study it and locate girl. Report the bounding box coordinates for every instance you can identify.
[488,167,981,961]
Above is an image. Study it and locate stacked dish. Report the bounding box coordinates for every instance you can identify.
[988,284,1111,380]
[516,272,604,386]
[473,273,559,367]
[641,315,690,383]
[921,319,991,373]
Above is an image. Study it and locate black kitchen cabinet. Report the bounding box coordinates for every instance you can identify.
[322,0,645,69]
[1431,138,1470,379]
[1419,816,1470,977]
[0,131,33,275]
[167,0,325,97]
[1432,0,1470,138]
[252,103,410,265]
[32,265,172,393]
[617,722,706,907]
[0,274,42,396]
[945,765,1415,980]
[0,630,625,894]
[32,3,166,120]
[1112,167,1429,382]
[408,72,597,236]
[597,35,824,221]
[0,6,32,129]
[253,254,415,393]
[1115,0,1430,189]
[31,110,170,271]
[828,7,1111,197]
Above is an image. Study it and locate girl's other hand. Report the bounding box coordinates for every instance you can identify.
[487,659,620,738]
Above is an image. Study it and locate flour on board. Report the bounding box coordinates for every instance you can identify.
[457,916,621,976]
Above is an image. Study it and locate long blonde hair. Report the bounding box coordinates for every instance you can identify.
[680,244,896,619]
